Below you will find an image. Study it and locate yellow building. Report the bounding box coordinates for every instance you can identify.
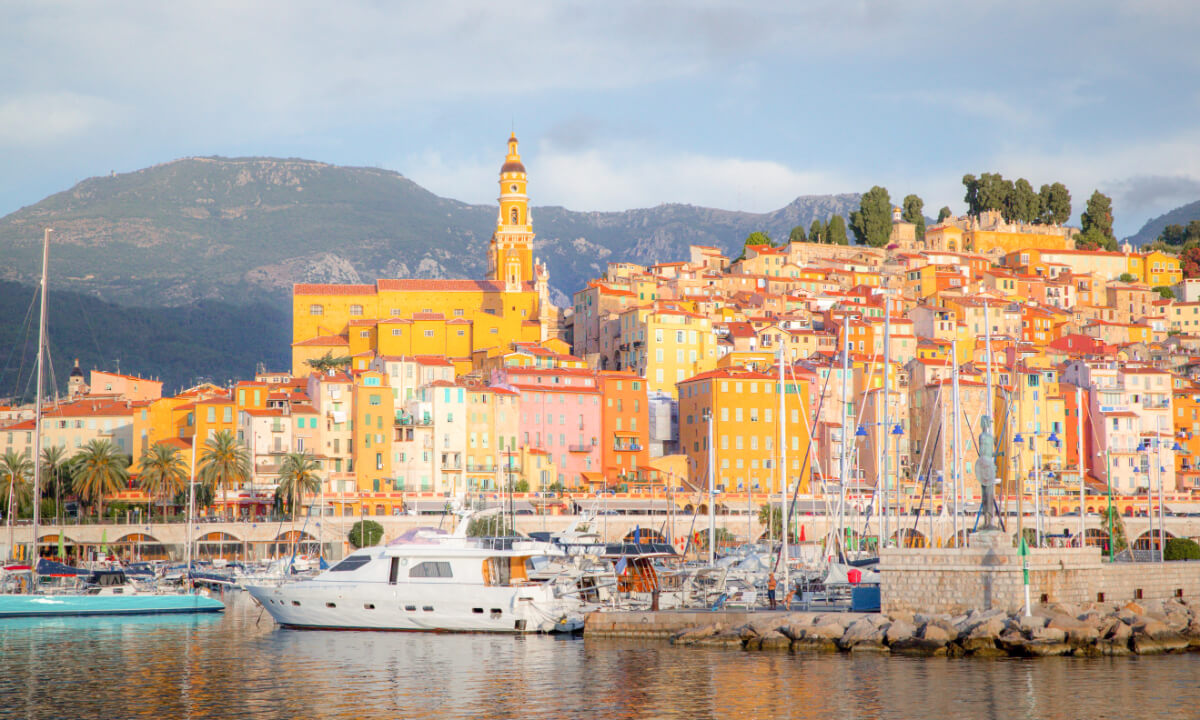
[677,366,813,495]
[924,210,1076,256]
[291,135,556,375]
[618,303,717,397]
[353,371,394,493]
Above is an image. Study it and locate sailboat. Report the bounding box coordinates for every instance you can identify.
[0,229,223,618]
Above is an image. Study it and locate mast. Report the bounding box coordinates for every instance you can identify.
[838,314,850,556]
[984,300,993,528]
[1076,384,1085,545]
[778,346,788,594]
[30,228,50,575]
[951,338,962,545]
[706,402,715,566]
[882,299,891,546]
[185,432,198,581]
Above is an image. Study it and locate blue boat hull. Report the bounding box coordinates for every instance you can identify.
[0,593,225,618]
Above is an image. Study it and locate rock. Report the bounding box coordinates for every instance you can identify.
[758,629,792,651]
[838,617,889,651]
[998,629,1071,657]
[1182,618,1200,648]
[1122,601,1145,616]
[791,636,840,653]
[810,619,847,640]
[779,624,809,642]
[1102,618,1132,643]
[920,622,955,645]
[736,624,760,643]
[960,616,1006,655]
[889,610,915,625]
[671,623,723,646]
[1018,615,1048,633]
[885,618,917,645]
[1029,625,1067,644]
[696,629,746,648]
[1131,629,1188,655]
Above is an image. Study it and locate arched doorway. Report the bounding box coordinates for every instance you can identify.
[270,530,320,558]
[197,531,244,561]
[895,528,927,548]
[115,533,169,561]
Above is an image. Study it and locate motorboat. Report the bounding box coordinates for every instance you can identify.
[247,514,589,633]
[0,566,225,618]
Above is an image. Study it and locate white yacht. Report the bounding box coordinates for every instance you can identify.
[246,518,588,633]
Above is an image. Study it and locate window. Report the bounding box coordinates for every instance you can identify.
[350,304,363,316]
[309,304,324,316]
[329,555,371,572]
[392,328,403,336]
[410,561,453,578]
[424,330,435,338]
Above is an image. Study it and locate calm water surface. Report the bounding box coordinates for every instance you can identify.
[1,591,1198,719]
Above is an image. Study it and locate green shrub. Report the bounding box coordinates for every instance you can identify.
[348,520,384,549]
[1163,538,1200,561]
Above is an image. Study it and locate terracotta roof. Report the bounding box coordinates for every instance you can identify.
[376,279,508,293]
[294,334,350,347]
[294,283,376,295]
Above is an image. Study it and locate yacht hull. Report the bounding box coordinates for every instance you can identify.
[247,581,581,633]
[0,593,225,618]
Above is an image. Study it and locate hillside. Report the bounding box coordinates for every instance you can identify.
[0,157,860,308]
[1127,199,1200,246]
[0,280,289,400]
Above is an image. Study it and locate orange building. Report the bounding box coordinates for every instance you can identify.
[596,371,650,483]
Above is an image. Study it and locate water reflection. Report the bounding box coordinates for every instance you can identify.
[0,592,1197,719]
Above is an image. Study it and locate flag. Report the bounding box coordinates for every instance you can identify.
[633,526,641,544]
[615,557,628,576]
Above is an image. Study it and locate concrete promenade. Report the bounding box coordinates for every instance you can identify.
[4,512,1198,562]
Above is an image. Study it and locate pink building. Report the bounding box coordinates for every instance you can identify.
[499,367,602,489]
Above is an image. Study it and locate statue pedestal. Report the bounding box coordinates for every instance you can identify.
[969,528,1008,550]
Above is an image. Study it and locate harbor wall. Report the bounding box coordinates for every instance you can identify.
[880,545,1200,614]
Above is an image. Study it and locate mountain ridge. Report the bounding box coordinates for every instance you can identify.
[1127,199,1200,246]
[0,156,861,308]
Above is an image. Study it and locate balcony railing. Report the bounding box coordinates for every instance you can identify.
[568,443,594,453]
[613,443,643,452]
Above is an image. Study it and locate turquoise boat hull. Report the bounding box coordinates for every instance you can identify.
[0,593,225,618]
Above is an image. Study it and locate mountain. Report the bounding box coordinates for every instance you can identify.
[0,157,860,308]
[0,279,289,400]
[1126,199,1200,246]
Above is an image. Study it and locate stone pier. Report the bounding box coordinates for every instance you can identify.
[880,536,1200,614]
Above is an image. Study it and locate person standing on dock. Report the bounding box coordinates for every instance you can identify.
[767,572,777,610]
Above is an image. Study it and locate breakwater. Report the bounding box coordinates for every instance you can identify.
[584,598,1200,657]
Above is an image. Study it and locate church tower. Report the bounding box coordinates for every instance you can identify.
[489,133,535,291]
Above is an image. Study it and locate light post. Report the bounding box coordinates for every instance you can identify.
[703,407,715,566]
[1013,428,1060,547]
[856,420,903,546]
[1137,431,1180,563]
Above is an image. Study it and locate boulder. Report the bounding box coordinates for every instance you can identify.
[790,636,840,653]
[838,617,890,651]
[810,619,848,640]
[959,616,1006,655]
[671,623,723,646]
[920,622,955,645]
[884,618,917,646]
[1182,618,1200,649]
[758,629,792,651]
[696,629,746,648]
[1130,629,1188,655]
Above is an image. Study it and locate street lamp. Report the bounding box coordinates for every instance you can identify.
[1013,428,1060,547]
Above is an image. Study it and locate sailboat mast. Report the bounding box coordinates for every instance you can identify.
[882,295,891,546]
[839,313,849,556]
[951,338,963,545]
[30,228,50,574]
[778,346,788,592]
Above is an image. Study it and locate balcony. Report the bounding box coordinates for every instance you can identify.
[613,442,643,452]
[441,461,463,471]
[569,443,595,453]
[270,423,285,433]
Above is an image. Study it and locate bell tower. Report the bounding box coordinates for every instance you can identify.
[489,133,535,291]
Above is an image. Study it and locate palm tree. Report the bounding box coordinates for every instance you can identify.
[72,439,130,522]
[1,450,34,559]
[277,451,322,557]
[138,443,188,524]
[198,430,251,520]
[40,445,69,525]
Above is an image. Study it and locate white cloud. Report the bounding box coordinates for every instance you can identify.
[0,92,124,146]
[405,140,848,213]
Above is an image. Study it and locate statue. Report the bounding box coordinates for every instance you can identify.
[975,416,999,530]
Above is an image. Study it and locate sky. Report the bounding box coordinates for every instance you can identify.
[2,1,1200,237]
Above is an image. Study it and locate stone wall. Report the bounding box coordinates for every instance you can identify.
[881,543,1200,614]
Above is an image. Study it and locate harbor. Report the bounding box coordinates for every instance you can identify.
[2,591,1200,720]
